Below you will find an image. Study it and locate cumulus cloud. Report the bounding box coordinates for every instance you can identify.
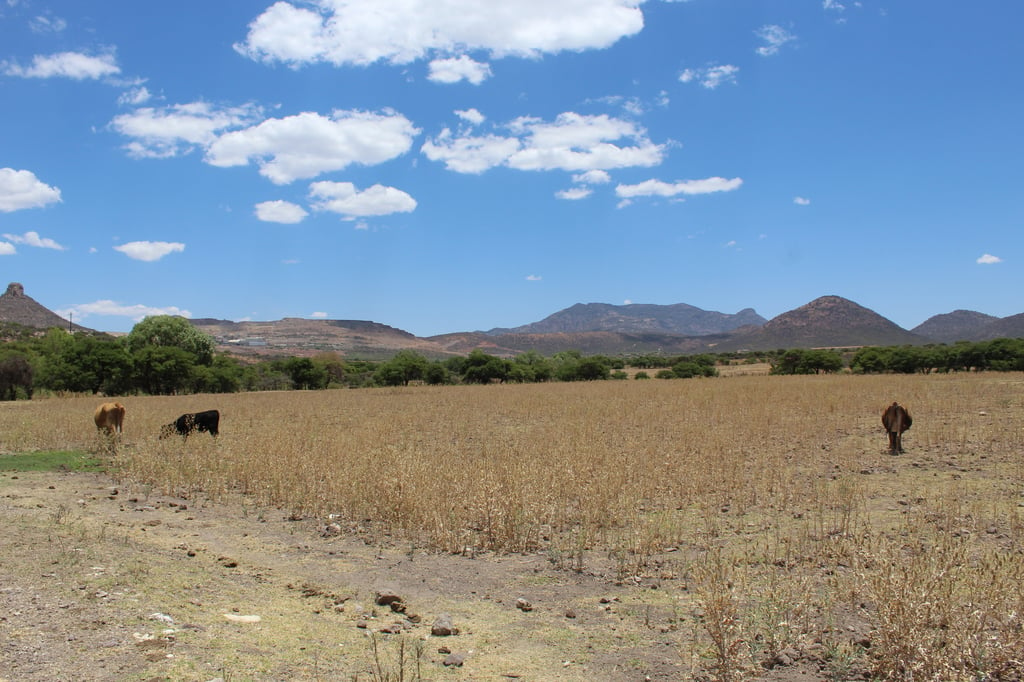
[113,241,185,262]
[455,108,486,126]
[0,242,15,255]
[756,25,796,56]
[428,55,492,84]
[309,181,417,218]
[255,200,309,224]
[0,168,62,212]
[118,86,153,107]
[572,170,612,185]
[206,109,419,184]
[111,101,262,159]
[794,196,811,205]
[556,187,593,200]
[57,299,191,323]
[236,0,645,68]
[679,63,739,89]
[311,311,328,318]
[977,253,1002,264]
[2,230,66,250]
[615,176,743,199]
[423,111,664,174]
[2,51,120,79]
[421,129,521,174]
[526,274,542,281]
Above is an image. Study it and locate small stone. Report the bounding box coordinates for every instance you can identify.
[515,598,532,612]
[564,609,576,619]
[443,652,465,667]
[432,613,458,636]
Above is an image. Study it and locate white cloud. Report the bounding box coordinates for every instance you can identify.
[309,181,417,218]
[421,129,522,174]
[0,242,15,255]
[509,113,663,171]
[679,63,739,89]
[57,299,191,323]
[423,111,664,174]
[572,169,611,185]
[311,311,328,318]
[428,55,492,84]
[113,241,185,262]
[2,51,120,79]
[206,109,419,184]
[755,25,795,56]
[794,196,811,205]
[111,101,262,159]
[556,187,593,200]
[29,14,67,34]
[455,108,486,126]
[977,253,1002,264]
[118,86,153,107]
[526,274,542,281]
[255,200,309,224]
[0,168,62,212]
[2,230,66,250]
[615,176,743,199]
[236,0,645,67]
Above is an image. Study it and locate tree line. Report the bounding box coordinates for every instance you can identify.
[1,315,1023,399]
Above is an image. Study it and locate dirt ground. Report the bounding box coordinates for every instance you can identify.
[0,467,847,682]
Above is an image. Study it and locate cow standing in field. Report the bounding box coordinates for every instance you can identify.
[882,402,912,454]
[160,410,220,440]
[94,402,126,436]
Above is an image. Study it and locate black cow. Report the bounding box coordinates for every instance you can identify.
[160,410,220,440]
[881,402,912,454]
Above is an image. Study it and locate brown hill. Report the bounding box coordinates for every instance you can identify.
[0,282,91,333]
[430,330,724,357]
[972,313,1024,342]
[190,317,456,360]
[911,310,1000,344]
[489,302,765,336]
[716,295,926,351]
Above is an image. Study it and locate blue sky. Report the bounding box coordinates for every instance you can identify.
[1,1,1021,337]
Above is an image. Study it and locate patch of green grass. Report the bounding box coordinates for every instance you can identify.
[0,450,106,472]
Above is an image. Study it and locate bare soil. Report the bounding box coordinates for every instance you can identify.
[0,466,857,681]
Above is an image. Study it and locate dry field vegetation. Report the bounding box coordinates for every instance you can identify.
[2,372,1024,680]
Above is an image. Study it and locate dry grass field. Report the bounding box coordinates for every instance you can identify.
[1,372,1023,680]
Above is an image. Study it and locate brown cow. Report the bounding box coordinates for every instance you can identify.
[94,401,126,435]
[881,401,912,454]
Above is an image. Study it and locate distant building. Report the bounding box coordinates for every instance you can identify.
[227,337,268,347]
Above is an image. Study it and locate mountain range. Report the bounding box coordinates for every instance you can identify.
[2,282,1023,358]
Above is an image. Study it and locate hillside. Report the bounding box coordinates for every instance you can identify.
[715,296,927,351]
[0,282,93,334]
[972,313,1024,342]
[489,302,766,336]
[430,330,727,356]
[188,317,455,360]
[911,310,999,344]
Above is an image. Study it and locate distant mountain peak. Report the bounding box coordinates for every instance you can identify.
[488,301,766,336]
[0,282,91,333]
[727,295,925,349]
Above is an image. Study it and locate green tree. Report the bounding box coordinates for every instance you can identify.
[284,357,329,390]
[133,345,196,395]
[190,355,245,393]
[126,316,216,365]
[461,349,510,384]
[374,350,429,386]
[35,333,133,394]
